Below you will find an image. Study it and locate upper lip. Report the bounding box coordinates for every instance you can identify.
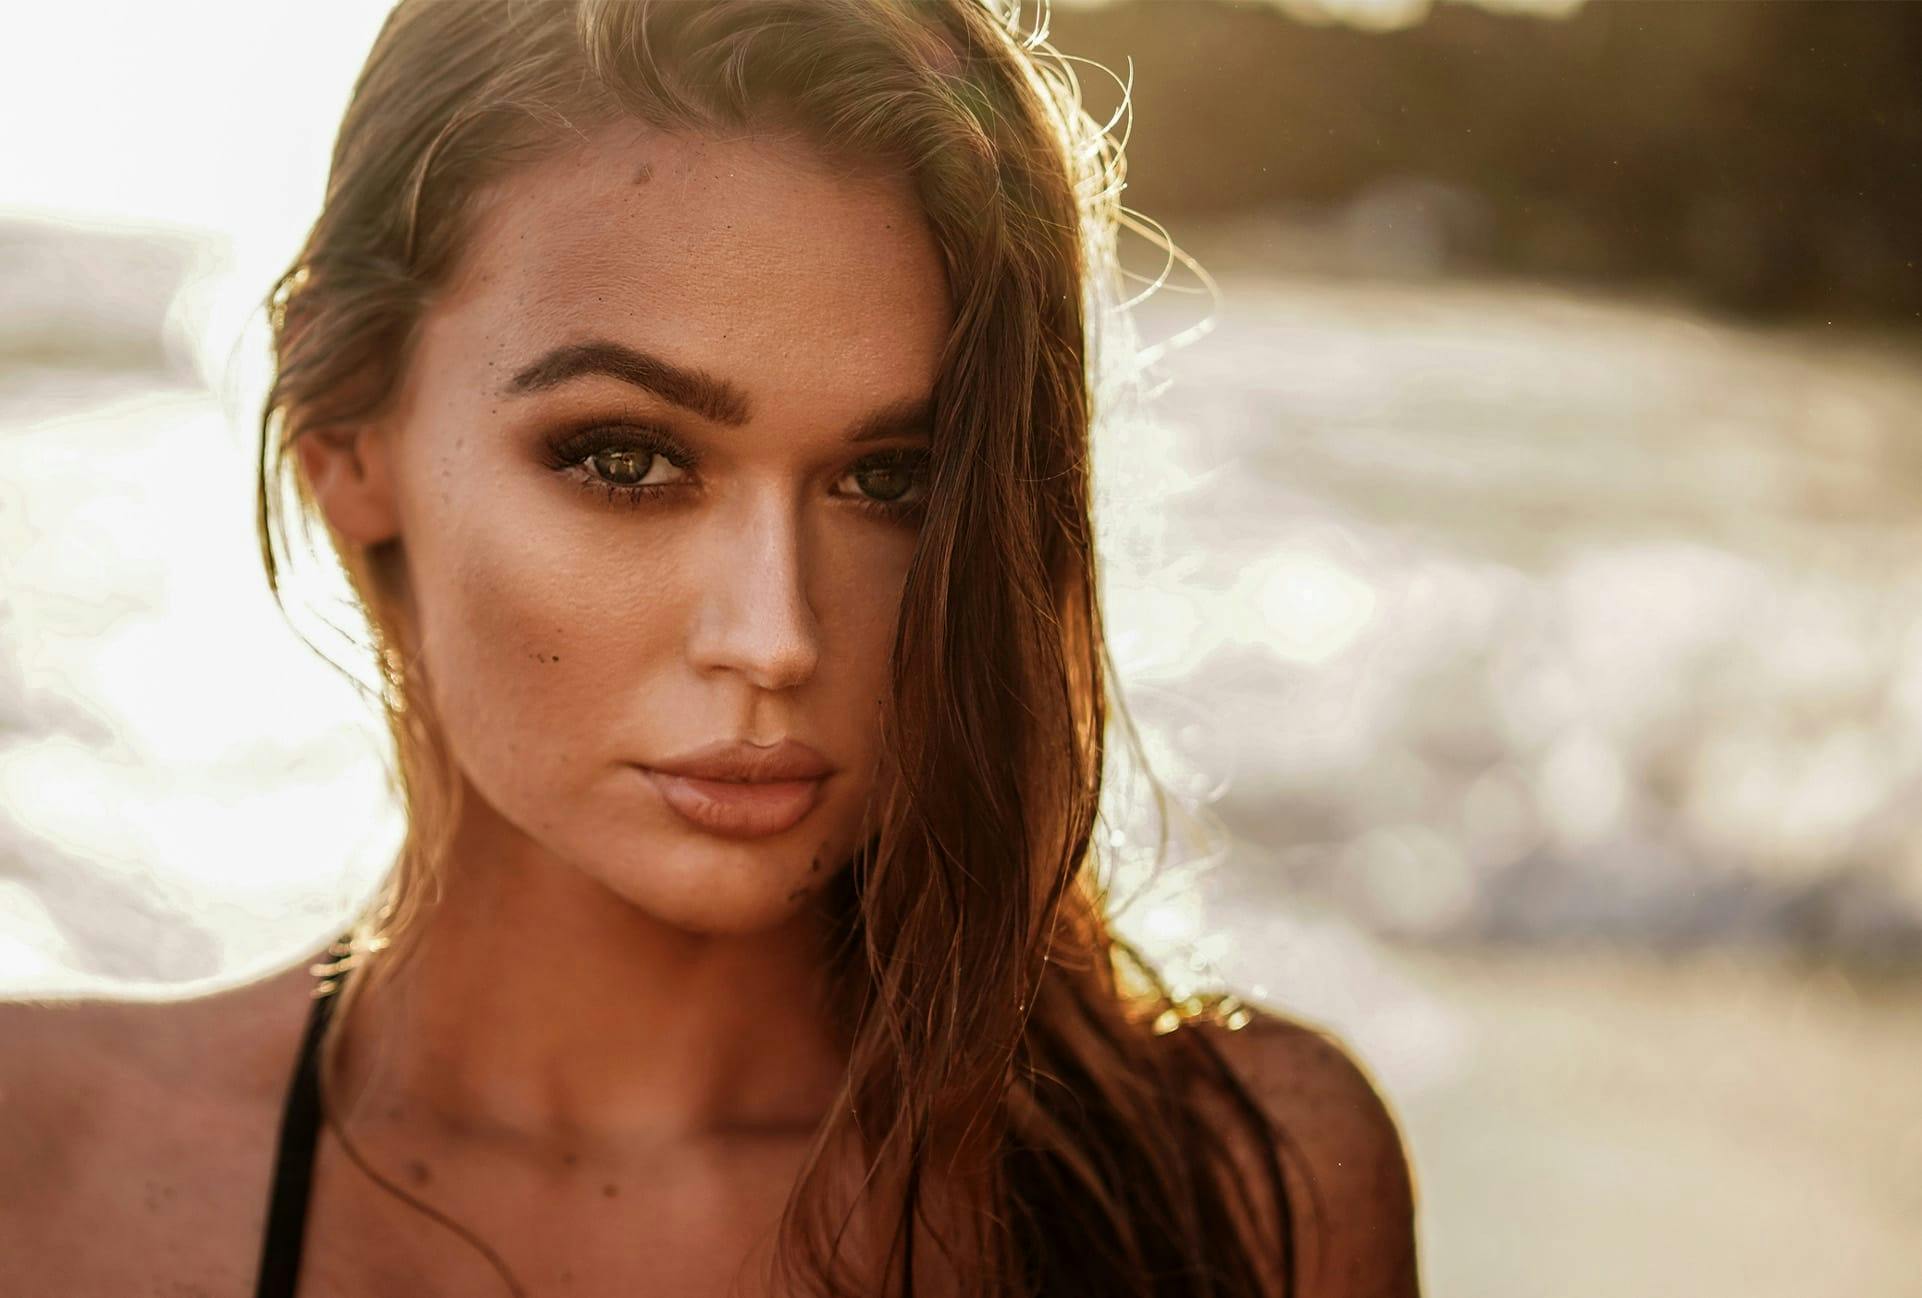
[643,737,835,783]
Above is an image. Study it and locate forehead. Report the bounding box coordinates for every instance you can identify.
[426,120,952,397]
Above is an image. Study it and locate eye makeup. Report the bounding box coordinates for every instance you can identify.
[538,421,933,523]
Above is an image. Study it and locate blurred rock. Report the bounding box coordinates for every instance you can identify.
[1051,0,1922,327]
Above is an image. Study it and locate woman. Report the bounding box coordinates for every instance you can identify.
[0,1,1418,1294]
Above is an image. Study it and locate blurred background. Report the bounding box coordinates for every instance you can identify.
[3,1,1919,1295]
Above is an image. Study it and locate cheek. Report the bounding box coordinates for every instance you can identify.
[408,498,683,792]
[807,547,914,835]
[816,533,915,692]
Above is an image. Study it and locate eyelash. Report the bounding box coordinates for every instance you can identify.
[539,423,932,523]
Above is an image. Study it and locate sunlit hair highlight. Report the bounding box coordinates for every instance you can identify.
[256,1,1302,1294]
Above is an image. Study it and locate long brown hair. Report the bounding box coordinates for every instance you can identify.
[256,1,1300,1294]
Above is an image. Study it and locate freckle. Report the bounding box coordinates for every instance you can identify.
[405,1158,433,1185]
[563,1151,579,1167]
[602,1182,620,1198]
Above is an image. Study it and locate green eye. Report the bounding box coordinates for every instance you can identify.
[542,423,696,508]
[854,459,917,502]
[840,450,930,520]
[588,448,658,487]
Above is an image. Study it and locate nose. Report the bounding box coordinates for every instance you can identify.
[686,492,822,692]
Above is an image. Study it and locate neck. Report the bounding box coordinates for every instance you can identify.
[328,795,853,1161]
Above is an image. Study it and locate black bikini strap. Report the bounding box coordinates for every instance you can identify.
[252,959,346,1298]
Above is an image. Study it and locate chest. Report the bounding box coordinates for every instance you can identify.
[29,1104,819,1298]
[24,1086,981,1298]
[293,1125,820,1298]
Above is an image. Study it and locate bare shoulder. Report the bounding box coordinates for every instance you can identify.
[1189,1007,1421,1298]
[0,952,319,1117]
[0,953,324,1291]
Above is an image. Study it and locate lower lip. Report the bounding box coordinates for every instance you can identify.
[638,767,827,839]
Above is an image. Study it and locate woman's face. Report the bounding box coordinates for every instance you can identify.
[318,121,951,936]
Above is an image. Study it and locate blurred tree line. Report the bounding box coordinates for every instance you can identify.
[1052,0,1922,326]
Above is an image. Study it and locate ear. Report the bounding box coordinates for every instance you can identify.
[295,421,401,548]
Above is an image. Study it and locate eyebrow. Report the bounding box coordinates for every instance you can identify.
[501,339,935,443]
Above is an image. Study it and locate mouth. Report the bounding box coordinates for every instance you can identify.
[636,767,828,839]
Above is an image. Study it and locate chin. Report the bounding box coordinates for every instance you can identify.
[642,888,827,940]
[584,843,833,938]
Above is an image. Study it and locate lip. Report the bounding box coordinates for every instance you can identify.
[646,737,835,783]
[637,738,836,840]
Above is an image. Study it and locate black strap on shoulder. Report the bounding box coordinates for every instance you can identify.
[252,955,348,1298]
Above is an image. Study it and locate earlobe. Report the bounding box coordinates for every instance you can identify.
[294,421,402,548]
